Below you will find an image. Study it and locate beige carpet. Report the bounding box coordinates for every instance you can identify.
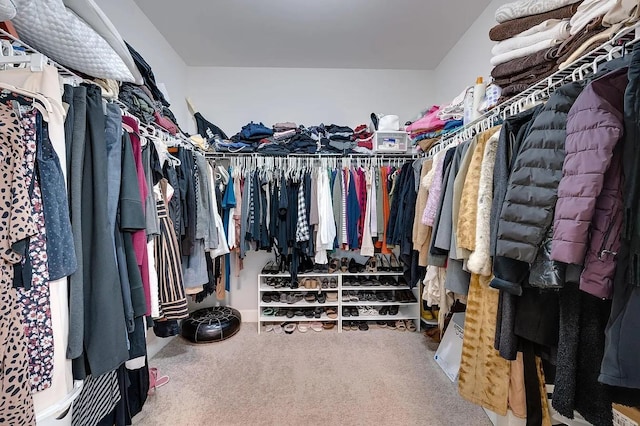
[133,323,491,426]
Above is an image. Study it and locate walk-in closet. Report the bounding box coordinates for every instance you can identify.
[1,0,640,425]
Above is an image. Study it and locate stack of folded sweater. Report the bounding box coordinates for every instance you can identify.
[225,121,274,152]
[406,106,464,153]
[490,0,580,97]
[491,0,639,98]
[272,122,298,141]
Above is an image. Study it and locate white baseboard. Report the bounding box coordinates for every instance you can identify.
[239,309,258,323]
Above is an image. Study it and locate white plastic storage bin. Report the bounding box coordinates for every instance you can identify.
[373,131,409,153]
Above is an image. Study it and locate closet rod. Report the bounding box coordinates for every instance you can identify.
[0,28,82,80]
[205,152,420,160]
[430,22,640,158]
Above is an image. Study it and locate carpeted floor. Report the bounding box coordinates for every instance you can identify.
[133,323,491,426]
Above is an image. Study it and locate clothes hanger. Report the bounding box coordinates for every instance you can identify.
[0,81,53,120]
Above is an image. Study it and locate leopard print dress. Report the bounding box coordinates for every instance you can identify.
[0,103,37,425]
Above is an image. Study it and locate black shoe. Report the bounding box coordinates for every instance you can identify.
[379,306,388,316]
[389,305,399,315]
[350,307,359,317]
[343,307,351,317]
[317,293,327,304]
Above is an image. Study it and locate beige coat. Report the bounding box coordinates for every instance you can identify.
[413,159,433,266]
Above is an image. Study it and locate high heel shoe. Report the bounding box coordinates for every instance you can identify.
[389,253,402,272]
[378,254,390,272]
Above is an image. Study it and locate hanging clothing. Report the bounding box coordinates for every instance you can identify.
[154,180,189,321]
[16,108,54,392]
[0,103,37,426]
[75,84,128,379]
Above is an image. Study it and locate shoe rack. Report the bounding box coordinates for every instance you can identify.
[257,271,421,334]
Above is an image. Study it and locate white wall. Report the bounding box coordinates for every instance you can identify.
[185,67,434,318]
[94,0,191,131]
[186,67,434,135]
[434,0,511,104]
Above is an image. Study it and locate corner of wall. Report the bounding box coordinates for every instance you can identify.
[433,0,509,104]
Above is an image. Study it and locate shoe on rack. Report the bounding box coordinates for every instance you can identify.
[326,292,338,303]
[342,307,351,317]
[323,322,335,330]
[358,322,370,331]
[298,323,310,333]
[389,253,402,272]
[329,257,340,274]
[342,320,351,331]
[326,308,338,319]
[317,293,327,304]
[304,293,317,303]
[261,293,272,303]
[379,306,389,316]
[377,254,390,272]
[310,322,323,332]
[365,256,377,273]
[321,278,329,289]
[406,320,417,332]
[389,305,399,315]
[348,258,363,274]
[329,277,338,288]
[283,323,297,334]
[350,307,359,317]
[396,320,407,331]
[340,257,349,272]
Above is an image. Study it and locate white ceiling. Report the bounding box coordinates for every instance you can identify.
[132,0,492,70]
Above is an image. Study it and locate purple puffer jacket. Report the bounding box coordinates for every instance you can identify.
[551,68,627,299]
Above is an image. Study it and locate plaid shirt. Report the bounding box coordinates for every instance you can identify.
[296,183,310,242]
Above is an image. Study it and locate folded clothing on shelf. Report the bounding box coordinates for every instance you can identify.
[490,2,582,41]
[495,0,583,23]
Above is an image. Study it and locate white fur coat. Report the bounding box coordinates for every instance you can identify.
[467,130,500,276]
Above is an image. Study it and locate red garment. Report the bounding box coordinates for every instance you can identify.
[123,116,151,315]
[357,167,367,248]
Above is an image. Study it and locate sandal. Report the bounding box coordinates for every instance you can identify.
[304,293,317,303]
[310,322,323,332]
[262,308,276,316]
[342,321,351,331]
[326,308,338,319]
[298,323,309,333]
[406,320,417,332]
[265,323,274,332]
[273,324,284,334]
[350,322,359,331]
[322,322,335,330]
[396,320,406,331]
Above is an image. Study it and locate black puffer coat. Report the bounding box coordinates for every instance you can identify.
[491,82,584,296]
